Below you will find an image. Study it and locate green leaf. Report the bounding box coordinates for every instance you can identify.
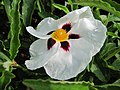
[3,0,12,21]
[9,0,21,60]
[103,46,120,61]
[0,63,4,72]
[100,43,116,58]
[74,0,120,18]
[52,3,70,14]
[67,0,78,10]
[0,71,15,90]
[0,52,11,61]
[108,15,120,22]
[93,8,102,21]
[100,43,120,61]
[0,40,9,53]
[23,79,97,90]
[67,0,73,5]
[107,32,120,39]
[90,63,106,82]
[95,79,120,90]
[22,0,36,26]
[92,54,111,82]
[112,57,120,70]
[103,0,120,11]
[100,15,108,25]
[113,79,120,84]
[38,12,59,19]
[114,22,120,32]
[37,1,58,19]
[36,0,42,12]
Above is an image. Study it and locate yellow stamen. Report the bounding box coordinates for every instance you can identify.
[51,29,68,42]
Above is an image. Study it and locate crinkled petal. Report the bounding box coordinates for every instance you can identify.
[44,39,93,80]
[70,18,107,56]
[37,17,58,32]
[26,17,58,39]
[26,26,51,39]
[57,6,93,28]
[25,39,59,70]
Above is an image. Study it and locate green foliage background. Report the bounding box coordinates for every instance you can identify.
[0,0,120,90]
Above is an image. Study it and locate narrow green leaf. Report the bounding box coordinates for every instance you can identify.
[0,52,11,61]
[93,54,111,81]
[108,15,120,22]
[9,0,21,60]
[67,0,73,4]
[37,0,58,19]
[36,0,42,12]
[93,8,102,21]
[103,47,120,61]
[91,63,106,82]
[38,12,59,19]
[3,0,12,21]
[113,79,120,84]
[23,79,97,90]
[74,0,120,18]
[95,79,120,90]
[67,0,78,10]
[0,63,4,72]
[112,57,120,70]
[0,71,15,90]
[103,0,120,11]
[100,43,116,58]
[114,22,120,32]
[22,0,36,26]
[0,40,9,53]
[100,15,108,25]
[52,3,70,14]
[107,32,120,39]
[100,43,120,61]
[37,0,45,12]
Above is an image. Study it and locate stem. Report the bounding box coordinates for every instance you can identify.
[15,64,45,76]
[16,64,28,72]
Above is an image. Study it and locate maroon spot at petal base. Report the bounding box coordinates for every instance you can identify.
[62,23,71,32]
[61,41,70,51]
[47,38,56,50]
[69,34,80,39]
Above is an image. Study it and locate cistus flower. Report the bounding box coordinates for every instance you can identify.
[25,6,107,80]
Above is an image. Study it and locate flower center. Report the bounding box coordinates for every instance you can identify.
[51,29,68,42]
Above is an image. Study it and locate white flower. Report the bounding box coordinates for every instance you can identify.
[25,6,107,80]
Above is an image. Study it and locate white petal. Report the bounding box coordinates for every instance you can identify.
[26,26,51,39]
[90,20,107,55]
[44,39,93,80]
[70,18,107,56]
[37,17,58,32]
[26,17,58,39]
[70,38,93,70]
[57,6,93,28]
[25,39,59,70]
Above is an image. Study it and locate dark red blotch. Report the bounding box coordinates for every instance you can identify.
[61,41,70,51]
[69,34,80,39]
[62,23,71,32]
[47,38,56,50]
